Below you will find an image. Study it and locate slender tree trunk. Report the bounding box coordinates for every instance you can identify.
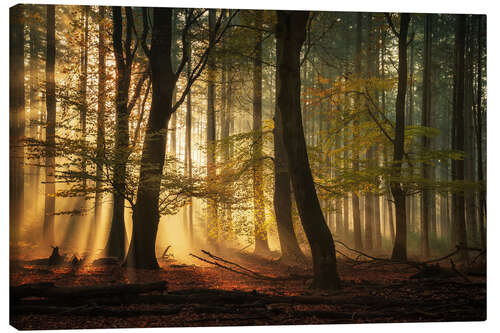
[184,30,193,244]
[276,10,341,290]
[421,14,432,257]
[464,21,477,245]
[29,17,38,204]
[170,89,177,157]
[475,15,486,249]
[390,13,410,261]
[206,9,218,244]
[124,8,175,269]
[252,10,269,254]
[91,6,107,251]
[10,4,25,246]
[43,5,56,246]
[221,22,233,239]
[63,6,89,250]
[352,13,362,251]
[451,14,468,261]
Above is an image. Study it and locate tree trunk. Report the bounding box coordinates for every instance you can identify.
[206,9,218,244]
[184,28,193,244]
[105,7,134,259]
[276,10,341,290]
[28,15,39,206]
[91,6,107,251]
[124,8,175,269]
[389,13,410,261]
[421,14,432,257]
[352,12,362,251]
[220,16,233,238]
[464,21,476,245]
[43,4,56,246]
[274,29,306,262]
[475,15,486,249]
[63,6,89,250]
[10,4,25,246]
[451,14,467,261]
[252,10,269,254]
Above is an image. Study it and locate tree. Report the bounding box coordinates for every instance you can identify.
[10,4,25,246]
[184,20,194,243]
[63,5,89,249]
[104,7,138,259]
[276,10,341,290]
[124,8,235,268]
[421,14,433,257]
[206,9,218,244]
[44,4,56,246]
[387,13,410,261]
[273,25,305,262]
[451,14,467,261]
[475,15,486,249]
[252,10,270,254]
[91,6,107,250]
[352,12,362,251]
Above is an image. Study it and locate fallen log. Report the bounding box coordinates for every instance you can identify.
[11,281,168,301]
[13,286,482,310]
[11,305,182,317]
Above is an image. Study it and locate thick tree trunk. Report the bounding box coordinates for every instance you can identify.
[421,14,432,257]
[105,7,134,259]
[274,32,305,262]
[276,11,341,290]
[390,13,410,261]
[124,8,175,269]
[10,4,25,246]
[43,4,56,246]
[252,10,269,254]
[451,15,468,261]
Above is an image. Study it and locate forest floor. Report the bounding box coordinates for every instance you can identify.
[9,246,486,330]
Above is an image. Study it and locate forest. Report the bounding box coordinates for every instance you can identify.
[9,4,486,329]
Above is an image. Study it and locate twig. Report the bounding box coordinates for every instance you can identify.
[201,250,260,276]
[190,253,271,280]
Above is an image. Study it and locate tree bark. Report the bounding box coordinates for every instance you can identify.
[475,15,486,249]
[451,14,468,261]
[276,10,341,290]
[421,14,433,257]
[91,6,107,251]
[184,26,193,244]
[105,7,135,259]
[124,8,175,269]
[274,29,305,262]
[43,4,56,246]
[352,12,363,251]
[389,13,410,261]
[206,9,218,244]
[252,10,269,254]
[10,4,25,246]
[28,12,39,205]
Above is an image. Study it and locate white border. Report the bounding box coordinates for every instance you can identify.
[1,1,498,333]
